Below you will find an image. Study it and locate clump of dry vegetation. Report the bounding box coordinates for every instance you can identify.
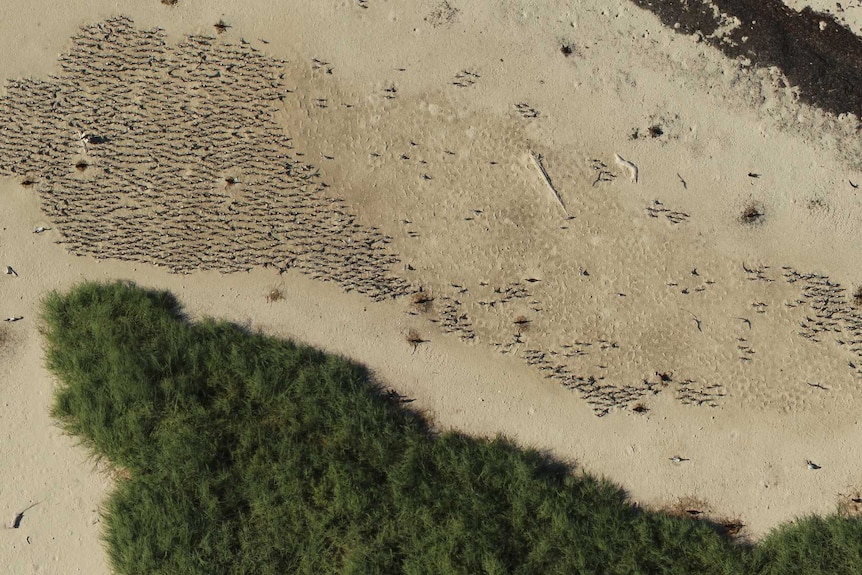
[411,290,434,313]
[265,287,284,304]
[665,496,711,519]
[405,329,426,352]
[838,491,862,517]
[853,287,862,308]
[740,202,765,225]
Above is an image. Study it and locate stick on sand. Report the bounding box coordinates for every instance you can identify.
[529,151,568,216]
[614,153,638,183]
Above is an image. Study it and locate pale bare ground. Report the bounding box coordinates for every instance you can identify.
[3,1,862,572]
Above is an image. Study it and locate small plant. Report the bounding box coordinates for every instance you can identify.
[265,287,283,304]
[405,329,426,353]
[161,0,178,5]
[214,20,230,34]
[411,290,434,313]
[648,124,664,138]
[740,202,765,225]
[75,159,89,172]
[560,43,576,57]
[853,287,862,307]
[808,197,827,211]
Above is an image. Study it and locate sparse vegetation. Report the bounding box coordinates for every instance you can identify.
[666,495,710,519]
[74,159,88,172]
[42,281,862,574]
[648,124,664,138]
[265,286,283,304]
[740,202,765,225]
[410,290,434,312]
[838,491,862,517]
[404,328,426,352]
[853,286,862,307]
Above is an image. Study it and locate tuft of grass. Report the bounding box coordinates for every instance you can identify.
[42,281,862,574]
[853,287,862,307]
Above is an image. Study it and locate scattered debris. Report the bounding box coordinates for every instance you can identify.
[614,153,638,183]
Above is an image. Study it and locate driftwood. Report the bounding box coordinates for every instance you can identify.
[529,151,567,216]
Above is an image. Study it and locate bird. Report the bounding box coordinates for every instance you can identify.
[5,266,17,277]
[806,460,821,470]
[5,316,23,322]
[33,227,50,234]
[669,456,689,463]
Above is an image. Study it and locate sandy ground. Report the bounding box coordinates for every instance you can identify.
[3,0,862,572]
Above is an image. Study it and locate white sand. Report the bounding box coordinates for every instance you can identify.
[3,1,862,572]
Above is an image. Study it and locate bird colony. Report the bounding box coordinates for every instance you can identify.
[0,16,411,301]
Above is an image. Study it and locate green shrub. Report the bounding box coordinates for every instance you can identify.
[41,281,862,574]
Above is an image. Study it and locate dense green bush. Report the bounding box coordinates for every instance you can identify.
[41,281,862,574]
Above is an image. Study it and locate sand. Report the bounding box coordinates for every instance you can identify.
[3,0,862,572]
